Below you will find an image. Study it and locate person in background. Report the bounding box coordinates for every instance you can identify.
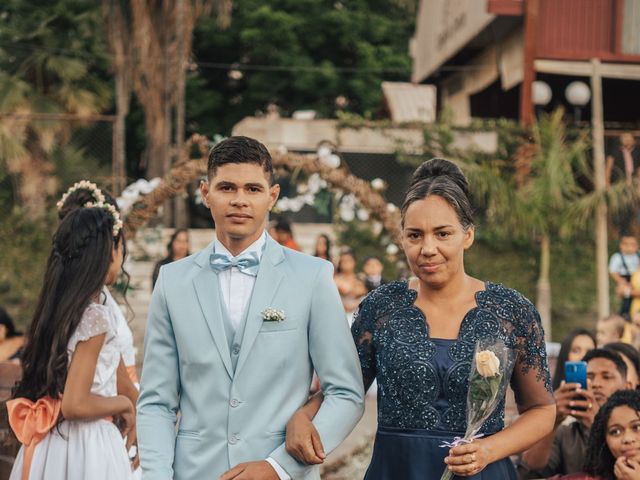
[606,132,639,186]
[609,235,640,319]
[0,307,24,363]
[520,349,631,478]
[598,315,628,347]
[548,390,640,480]
[605,342,640,390]
[552,328,597,391]
[272,218,301,251]
[361,256,386,293]
[313,234,332,262]
[151,229,191,290]
[333,249,367,325]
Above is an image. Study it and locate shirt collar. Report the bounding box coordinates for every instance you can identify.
[214,230,267,261]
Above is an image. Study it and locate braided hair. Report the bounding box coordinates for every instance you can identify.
[13,208,124,401]
[584,389,640,479]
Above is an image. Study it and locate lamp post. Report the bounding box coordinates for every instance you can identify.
[565,81,591,123]
[532,80,552,116]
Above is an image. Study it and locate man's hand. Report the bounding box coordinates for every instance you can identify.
[219,460,279,480]
[286,409,325,465]
[554,382,598,428]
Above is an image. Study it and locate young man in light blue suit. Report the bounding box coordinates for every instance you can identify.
[137,136,365,480]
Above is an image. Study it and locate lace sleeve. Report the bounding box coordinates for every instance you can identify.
[68,304,112,353]
[510,300,554,412]
[350,295,377,391]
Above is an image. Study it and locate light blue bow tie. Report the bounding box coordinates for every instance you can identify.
[209,251,261,276]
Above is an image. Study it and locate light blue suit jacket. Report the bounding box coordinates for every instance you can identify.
[137,235,365,479]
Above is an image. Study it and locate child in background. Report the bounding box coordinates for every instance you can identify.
[609,234,640,319]
[597,315,628,346]
[8,207,136,480]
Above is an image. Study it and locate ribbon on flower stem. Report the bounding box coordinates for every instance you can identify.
[439,433,484,449]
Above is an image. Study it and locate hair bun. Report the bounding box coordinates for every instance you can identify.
[411,158,469,195]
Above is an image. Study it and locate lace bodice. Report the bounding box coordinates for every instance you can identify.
[67,303,120,398]
[351,281,553,433]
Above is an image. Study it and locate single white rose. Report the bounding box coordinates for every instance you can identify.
[476,350,500,377]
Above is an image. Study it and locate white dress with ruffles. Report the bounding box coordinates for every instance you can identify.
[10,303,132,480]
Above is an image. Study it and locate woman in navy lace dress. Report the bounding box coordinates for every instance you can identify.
[285,158,556,479]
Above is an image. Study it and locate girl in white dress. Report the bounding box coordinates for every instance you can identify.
[57,181,139,388]
[8,205,135,480]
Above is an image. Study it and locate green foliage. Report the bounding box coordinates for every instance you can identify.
[0,210,55,327]
[191,0,417,135]
[465,236,610,341]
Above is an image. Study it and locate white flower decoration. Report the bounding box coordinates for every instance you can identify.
[262,308,286,322]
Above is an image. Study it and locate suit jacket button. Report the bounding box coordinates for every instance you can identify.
[229,435,239,444]
[232,345,241,355]
[230,398,240,408]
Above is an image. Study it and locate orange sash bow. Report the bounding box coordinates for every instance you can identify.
[7,396,61,480]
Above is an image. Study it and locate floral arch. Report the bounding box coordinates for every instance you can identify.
[122,134,402,245]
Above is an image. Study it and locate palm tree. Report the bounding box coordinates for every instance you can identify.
[458,109,591,338]
[0,0,110,217]
[103,0,231,180]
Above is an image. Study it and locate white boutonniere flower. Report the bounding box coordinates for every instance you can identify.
[262,308,286,322]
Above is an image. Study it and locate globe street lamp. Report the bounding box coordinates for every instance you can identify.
[532,80,552,118]
[565,81,591,123]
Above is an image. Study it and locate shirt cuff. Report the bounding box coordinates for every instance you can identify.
[266,457,291,480]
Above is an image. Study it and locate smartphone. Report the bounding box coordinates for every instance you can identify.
[564,361,588,389]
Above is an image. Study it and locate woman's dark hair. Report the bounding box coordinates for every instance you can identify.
[166,228,190,259]
[13,207,124,401]
[401,158,474,229]
[552,328,597,390]
[207,136,273,184]
[583,348,628,380]
[336,249,356,274]
[57,184,129,302]
[314,234,332,260]
[604,342,640,383]
[584,389,640,479]
[0,307,21,338]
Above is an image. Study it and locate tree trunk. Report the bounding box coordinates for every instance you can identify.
[536,234,552,340]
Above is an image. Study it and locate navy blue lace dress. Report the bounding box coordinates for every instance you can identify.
[351,281,554,480]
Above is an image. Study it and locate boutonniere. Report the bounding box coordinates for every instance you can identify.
[262,308,286,322]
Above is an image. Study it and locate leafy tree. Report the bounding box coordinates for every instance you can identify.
[190,0,417,136]
[0,0,111,216]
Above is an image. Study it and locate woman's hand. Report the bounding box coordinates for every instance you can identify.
[614,456,640,480]
[285,409,325,465]
[444,439,494,477]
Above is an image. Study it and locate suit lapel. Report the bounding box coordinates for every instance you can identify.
[192,245,234,379]
[234,236,285,376]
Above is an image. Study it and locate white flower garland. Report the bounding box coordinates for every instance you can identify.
[84,201,124,237]
[56,180,105,210]
[116,178,162,215]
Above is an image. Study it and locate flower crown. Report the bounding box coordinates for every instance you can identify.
[56,180,106,211]
[84,201,124,237]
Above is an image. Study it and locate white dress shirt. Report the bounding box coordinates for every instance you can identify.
[213,232,291,480]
